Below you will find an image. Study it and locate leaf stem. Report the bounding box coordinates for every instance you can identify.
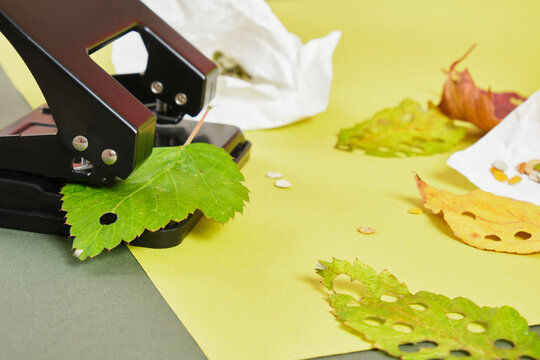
[184,106,213,146]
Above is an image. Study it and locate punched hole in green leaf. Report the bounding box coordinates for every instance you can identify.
[409,303,428,311]
[515,231,532,240]
[363,317,385,326]
[417,341,437,349]
[99,212,118,226]
[450,349,471,357]
[494,339,515,349]
[446,312,465,320]
[519,356,536,360]
[333,274,365,299]
[381,294,397,302]
[461,211,476,220]
[467,321,488,333]
[393,322,413,333]
[398,343,419,353]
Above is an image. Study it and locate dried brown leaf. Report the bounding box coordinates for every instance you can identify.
[437,45,527,132]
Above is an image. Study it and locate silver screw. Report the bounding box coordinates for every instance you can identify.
[101,149,118,165]
[151,81,164,94]
[72,135,88,152]
[175,93,188,106]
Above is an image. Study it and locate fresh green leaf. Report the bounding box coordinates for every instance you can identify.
[61,143,249,260]
[336,98,466,157]
[317,259,540,359]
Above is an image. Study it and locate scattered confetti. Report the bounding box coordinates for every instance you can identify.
[529,171,540,183]
[489,167,508,182]
[508,175,522,185]
[266,171,283,179]
[407,207,424,215]
[274,179,291,189]
[491,160,508,171]
[517,162,527,174]
[357,226,376,235]
[525,159,540,175]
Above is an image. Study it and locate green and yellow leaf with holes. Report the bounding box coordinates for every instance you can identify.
[61,143,249,260]
[317,258,540,359]
[335,98,466,157]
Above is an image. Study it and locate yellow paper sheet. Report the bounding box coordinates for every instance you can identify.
[3,0,540,359]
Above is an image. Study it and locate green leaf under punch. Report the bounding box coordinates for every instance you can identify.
[317,259,540,359]
[61,143,249,260]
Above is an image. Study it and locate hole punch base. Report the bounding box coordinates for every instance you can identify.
[0,119,251,249]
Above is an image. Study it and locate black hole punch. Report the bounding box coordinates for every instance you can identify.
[99,212,118,225]
[450,349,471,357]
[494,339,515,350]
[462,211,476,220]
[515,231,532,240]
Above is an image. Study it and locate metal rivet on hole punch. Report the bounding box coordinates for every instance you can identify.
[101,149,117,165]
[72,136,88,152]
[151,81,164,94]
[175,93,188,106]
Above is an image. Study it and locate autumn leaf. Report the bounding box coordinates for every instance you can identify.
[317,258,540,360]
[61,143,249,260]
[336,99,466,157]
[437,45,527,132]
[415,174,540,254]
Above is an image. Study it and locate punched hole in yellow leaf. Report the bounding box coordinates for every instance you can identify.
[461,211,476,220]
[484,234,502,242]
[393,322,413,333]
[446,312,465,320]
[467,321,488,333]
[515,231,532,240]
[333,274,365,299]
[494,339,515,349]
[363,316,385,327]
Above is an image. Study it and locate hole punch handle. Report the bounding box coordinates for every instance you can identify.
[0,0,217,183]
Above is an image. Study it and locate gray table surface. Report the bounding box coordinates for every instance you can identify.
[0,68,537,360]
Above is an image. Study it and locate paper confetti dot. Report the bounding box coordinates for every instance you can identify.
[357,226,376,235]
[274,179,291,188]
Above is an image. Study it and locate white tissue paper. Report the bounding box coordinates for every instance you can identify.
[111,0,341,130]
[447,89,540,206]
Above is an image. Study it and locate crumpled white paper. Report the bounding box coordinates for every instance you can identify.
[447,89,540,206]
[112,0,341,130]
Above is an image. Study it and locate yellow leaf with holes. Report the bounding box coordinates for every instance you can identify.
[415,174,540,254]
